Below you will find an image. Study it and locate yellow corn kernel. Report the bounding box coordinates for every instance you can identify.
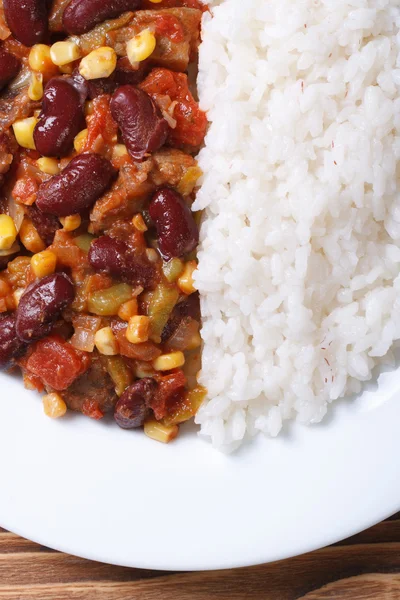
[29,44,53,73]
[37,157,60,175]
[144,419,179,444]
[153,351,185,372]
[50,41,81,66]
[177,166,203,196]
[12,117,37,150]
[31,250,57,278]
[79,46,117,80]
[0,215,17,251]
[132,213,148,232]
[112,144,128,160]
[19,218,45,253]
[177,260,197,295]
[149,0,163,3]
[118,298,138,321]
[94,327,119,356]
[126,315,150,344]
[43,393,67,419]
[59,214,81,232]
[74,129,88,153]
[126,29,157,64]
[28,72,43,101]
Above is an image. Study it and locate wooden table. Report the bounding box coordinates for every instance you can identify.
[1,515,399,599]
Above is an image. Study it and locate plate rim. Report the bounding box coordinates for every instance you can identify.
[1,502,399,571]
[1,367,400,571]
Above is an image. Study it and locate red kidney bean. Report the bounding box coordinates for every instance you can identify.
[0,48,20,91]
[88,235,127,277]
[36,154,116,217]
[114,378,156,429]
[0,313,28,369]
[3,0,48,47]
[149,187,199,260]
[110,86,168,161]
[88,235,156,287]
[63,0,142,35]
[34,78,86,158]
[15,272,75,343]
[26,205,61,246]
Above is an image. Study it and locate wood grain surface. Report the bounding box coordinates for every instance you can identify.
[1,515,400,599]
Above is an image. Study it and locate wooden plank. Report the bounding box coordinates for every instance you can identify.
[0,532,52,553]
[1,517,400,599]
[0,553,170,586]
[0,583,163,600]
[1,566,400,600]
[301,574,400,599]
[0,576,398,600]
[124,544,400,600]
[1,543,400,599]
[337,519,400,546]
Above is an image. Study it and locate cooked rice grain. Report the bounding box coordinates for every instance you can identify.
[194,0,400,450]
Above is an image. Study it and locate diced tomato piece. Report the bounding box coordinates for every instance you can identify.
[26,336,89,391]
[149,370,187,420]
[140,68,207,148]
[85,95,118,156]
[154,14,185,43]
[12,176,38,206]
[82,399,104,420]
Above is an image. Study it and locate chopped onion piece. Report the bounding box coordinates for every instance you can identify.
[71,314,101,352]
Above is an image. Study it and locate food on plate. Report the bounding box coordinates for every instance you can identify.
[1,0,399,451]
[0,0,207,441]
[194,0,400,450]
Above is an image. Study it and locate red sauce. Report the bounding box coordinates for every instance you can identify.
[154,14,185,43]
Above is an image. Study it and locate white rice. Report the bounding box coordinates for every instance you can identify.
[194,0,400,451]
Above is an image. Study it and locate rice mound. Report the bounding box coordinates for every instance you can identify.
[194,0,400,450]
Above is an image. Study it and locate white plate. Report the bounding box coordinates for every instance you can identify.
[1,361,400,571]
